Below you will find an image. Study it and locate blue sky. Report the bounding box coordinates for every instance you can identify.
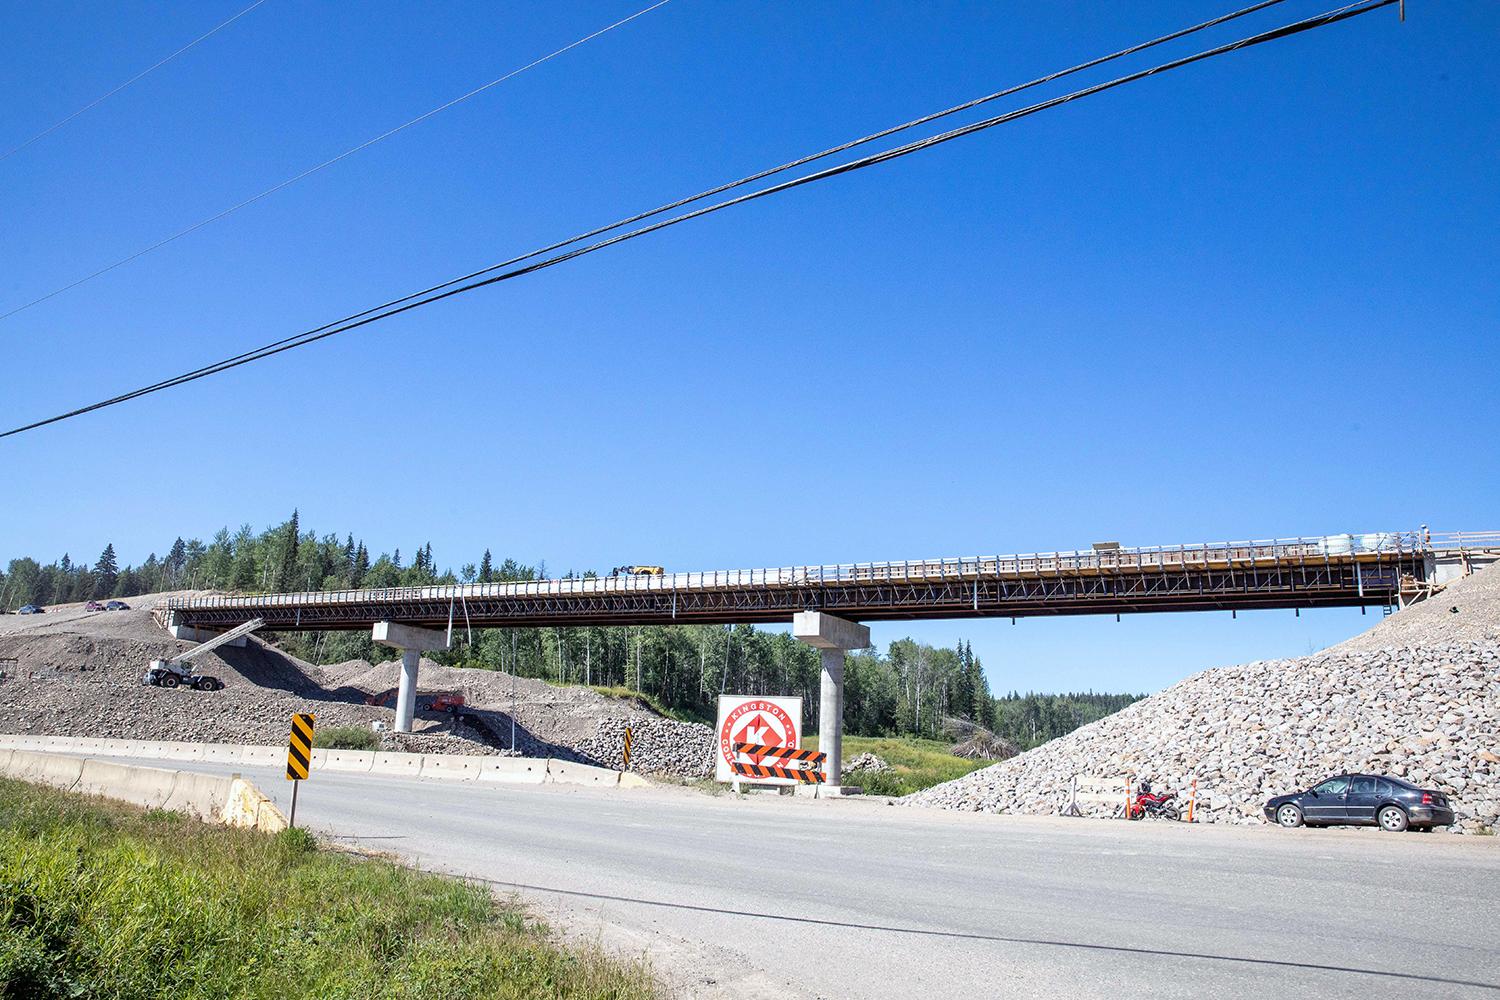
[2,1,1495,694]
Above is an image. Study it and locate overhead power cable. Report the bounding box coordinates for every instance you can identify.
[4,0,1294,401]
[0,0,672,324]
[0,0,270,163]
[1,0,1398,440]
[61,0,1288,391]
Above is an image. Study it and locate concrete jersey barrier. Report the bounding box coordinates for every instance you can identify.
[0,734,631,790]
[0,749,287,833]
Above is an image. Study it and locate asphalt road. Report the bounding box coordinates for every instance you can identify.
[78,756,1500,999]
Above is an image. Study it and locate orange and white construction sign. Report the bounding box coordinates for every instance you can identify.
[715,695,803,784]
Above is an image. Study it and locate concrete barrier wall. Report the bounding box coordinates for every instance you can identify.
[0,750,286,833]
[477,757,547,785]
[0,734,626,790]
[548,761,622,786]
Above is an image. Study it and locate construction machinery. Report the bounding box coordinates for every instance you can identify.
[142,617,262,692]
[611,565,664,576]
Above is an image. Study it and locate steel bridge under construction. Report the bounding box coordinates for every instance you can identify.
[158,531,1498,634]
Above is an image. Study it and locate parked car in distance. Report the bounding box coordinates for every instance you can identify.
[105,600,130,611]
[1265,773,1454,832]
[85,600,106,612]
[17,604,45,615]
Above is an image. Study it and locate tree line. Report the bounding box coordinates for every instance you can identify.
[1,513,1141,743]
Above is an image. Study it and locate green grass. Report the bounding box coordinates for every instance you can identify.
[313,725,382,751]
[804,735,990,797]
[586,686,712,726]
[0,777,658,1000]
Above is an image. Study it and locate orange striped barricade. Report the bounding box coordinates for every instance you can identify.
[730,742,825,787]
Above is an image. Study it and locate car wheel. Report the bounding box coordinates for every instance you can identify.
[1277,804,1304,828]
[160,674,180,689]
[1378,805,1409,833]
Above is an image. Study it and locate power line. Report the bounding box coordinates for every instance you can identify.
[0,0,270,163]
[2,0,1398,440]
[0,0,672,324]
[12,0,1295,405]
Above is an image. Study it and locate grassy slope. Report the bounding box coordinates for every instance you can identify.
[805,735,989,796]
[0,777,657,1000]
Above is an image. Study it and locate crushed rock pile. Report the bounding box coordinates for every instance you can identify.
[904,563,1500,833]
[842,752,892,775]
[575,717,715,777]
[0,593,709,774]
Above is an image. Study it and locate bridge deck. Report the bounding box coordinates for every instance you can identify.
[156,532,1484,633]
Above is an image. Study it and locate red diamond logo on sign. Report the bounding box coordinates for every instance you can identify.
[718,698,798,776]
[732,713,782,764]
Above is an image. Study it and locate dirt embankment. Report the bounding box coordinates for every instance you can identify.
[0,593,714,775]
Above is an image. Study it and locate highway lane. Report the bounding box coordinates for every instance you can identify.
[72,756,1500,999]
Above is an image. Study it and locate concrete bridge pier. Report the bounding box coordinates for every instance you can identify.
[793,611,871,795]
[372,621,449,733]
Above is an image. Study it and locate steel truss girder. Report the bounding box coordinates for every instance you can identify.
[171,558,1419,632]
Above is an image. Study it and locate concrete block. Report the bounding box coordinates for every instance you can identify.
[370,751,425,779]
[321,750,375,773]
[12,751,85,789]
[792,611,871,650]
[547,761,620,787]
[201,744,246,765]
[309,749,329,771]
[160,742,204,761]
[162,770,229,821]
[241,745,283,766]
[476,757,547,785]
[371,621,449,651]
[420,754,482,781]
[78,758,175,809]
[224,777,288,833]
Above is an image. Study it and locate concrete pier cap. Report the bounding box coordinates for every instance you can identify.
[372,622,449,734]
[792,612,870,797]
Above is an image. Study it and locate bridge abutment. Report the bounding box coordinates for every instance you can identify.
[372,621,449,733]
[792,611,871,795]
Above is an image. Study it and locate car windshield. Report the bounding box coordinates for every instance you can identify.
[1313,777,1350,795]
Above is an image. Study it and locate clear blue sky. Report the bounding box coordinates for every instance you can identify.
[2,1,1495,694]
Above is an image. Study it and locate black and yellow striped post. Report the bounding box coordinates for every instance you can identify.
[286,713,314,827]
[622,725,633,772]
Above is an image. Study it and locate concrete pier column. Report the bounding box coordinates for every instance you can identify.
[395,650,421,733]
[372,621,449,734]
[792,611,871,796]
[818,647,844,790]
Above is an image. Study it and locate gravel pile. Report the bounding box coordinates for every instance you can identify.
[842,752,892,775]
[575,716,715,777]
[0,594,704,772]
[905,564,1500,833]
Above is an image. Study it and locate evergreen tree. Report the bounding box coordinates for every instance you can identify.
[167,537,187,584]
[275,510,300,591]
[92,544,118,598]
[479,549,493,583]
[353,543,370,585]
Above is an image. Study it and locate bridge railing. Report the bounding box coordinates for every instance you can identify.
[1428,530,1500,551]
[157,531,1431,613]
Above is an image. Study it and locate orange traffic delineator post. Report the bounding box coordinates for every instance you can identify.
[1187,778,1198,822]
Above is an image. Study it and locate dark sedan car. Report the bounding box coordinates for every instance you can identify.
[1265,773,1455,832]
[105,600,130,611]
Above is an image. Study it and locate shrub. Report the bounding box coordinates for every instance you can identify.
[313,725,381,751]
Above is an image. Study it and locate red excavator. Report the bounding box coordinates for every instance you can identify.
[364,688,465,714]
